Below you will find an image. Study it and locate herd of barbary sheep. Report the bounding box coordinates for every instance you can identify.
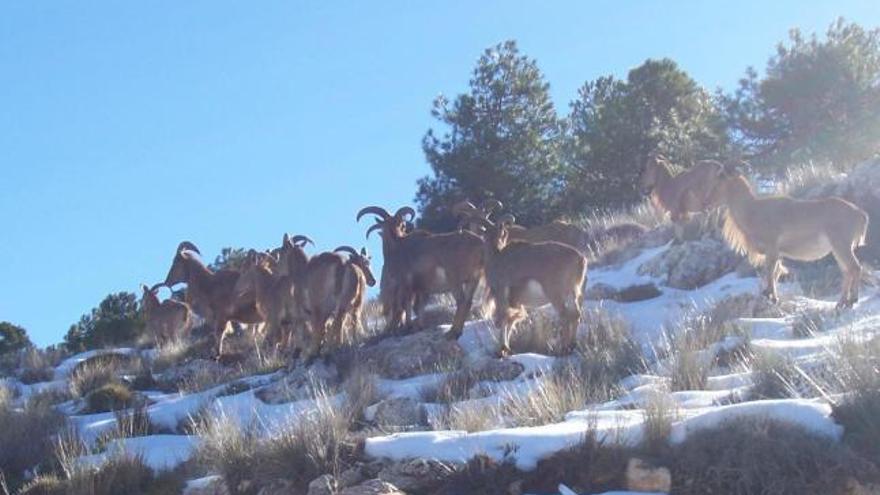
[141,155,869,362]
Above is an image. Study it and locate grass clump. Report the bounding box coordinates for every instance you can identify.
[0,395,66,490]
[830,334,880,463]
[431,402,502,432]
[195,386,356,494]
[749,350,800,399]
[83,383,135,414]
[670,418,872,495]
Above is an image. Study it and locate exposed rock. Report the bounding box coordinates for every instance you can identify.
[183,476,229,495]
[156,358,226,390]
[306,474,339,495]
[846,477,880,495]
[256,360,338,404]
[707,292,785,321]
[469,357,524,382]
[358,329,464,379]
[338,479,406,495]
[638,237,741,289]
[584,282,662,303]
[369,398,427,427]
[378,458,453,492]
[625,458,672,493]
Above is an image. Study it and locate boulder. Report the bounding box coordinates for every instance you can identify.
[584,282,662,303]
[378,458,452,492]
[369,398,427,428]
[358,329,464,379]
[338,479,406,495]
[625,458,672,493]
[638,237,741,289]
[306,474,339,495]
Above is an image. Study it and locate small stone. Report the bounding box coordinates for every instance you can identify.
[625,458,672,493]
[338,479,406,495]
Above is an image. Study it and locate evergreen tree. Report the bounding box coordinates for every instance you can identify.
[416,40,564,230]
[722,19,880,170]
[564,58,727,212]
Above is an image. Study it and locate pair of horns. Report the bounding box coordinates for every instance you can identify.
[356,206,415,222]
[334,245,367,258]
[142,282,165,293]
[176,241,200,255]
[283,233,314,247]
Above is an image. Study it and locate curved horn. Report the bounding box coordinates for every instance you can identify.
[334,246,359,257]
[497,213,516,226]
[366,222,383,239]
[149,282,165,292]
[394,206,416,221]
[357,206,391,222]
[176,241,200,255]
[291,235,314,247]
[452,200,479,217]
[480,199,503,213]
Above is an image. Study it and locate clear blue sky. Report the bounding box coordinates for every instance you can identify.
[2,1,878,346]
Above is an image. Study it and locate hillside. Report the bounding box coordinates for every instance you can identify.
[2,163,880,495]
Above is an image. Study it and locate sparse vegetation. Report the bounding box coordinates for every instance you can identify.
[0,393,66,490]
[749,350,800,399]
[194,385,356,494]
[669,418,873,495]
[431,402,501,432]
[83,382,135,414]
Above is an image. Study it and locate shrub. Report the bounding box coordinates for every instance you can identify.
[669,349,710,391]
[16,475,66,495]
[749,351,799,399]
[670,418,872,495]
[69,356,129,398]
[431,402,502,432]
[642,391,677,455]
[195,387,355,494]
[17,348,57,385]
[830,334,880,463]
[83,383,134,414]
[0,322,31,356]
[0,397,65,490]
[63,292,144,352]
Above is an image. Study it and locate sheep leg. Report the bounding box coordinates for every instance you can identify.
[492,291,512,357]
[554,295,582,355]
[449,281,478,340]
[761,256,781,304]
[832,243,861,309]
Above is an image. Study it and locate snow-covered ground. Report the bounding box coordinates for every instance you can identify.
[8,237,878,495]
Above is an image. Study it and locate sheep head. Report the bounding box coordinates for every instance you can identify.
[164,241,201,287]
[357,205,414,241]
[335,246,377,287]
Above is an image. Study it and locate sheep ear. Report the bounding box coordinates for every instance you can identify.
[360,247,367,256]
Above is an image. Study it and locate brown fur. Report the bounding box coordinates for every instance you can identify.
[140,284,191,345]
[479,214,588,357]
[297,248,375,361]
[358,206,484,337]
[233,252,301,352]
[639,156,723,231]
[708,173,869,308]
[163,242,262,357]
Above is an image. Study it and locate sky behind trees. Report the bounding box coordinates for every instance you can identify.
[2,1,878,345]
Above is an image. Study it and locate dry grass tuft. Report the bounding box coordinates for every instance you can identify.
[670,418,872,495]
[0,395,66,490]
[430,402,502,432]
[194,385,356,494]
[642,391,678,455]
[830,334,880,463]
[748,350,800,399]
[83,383,135,414]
